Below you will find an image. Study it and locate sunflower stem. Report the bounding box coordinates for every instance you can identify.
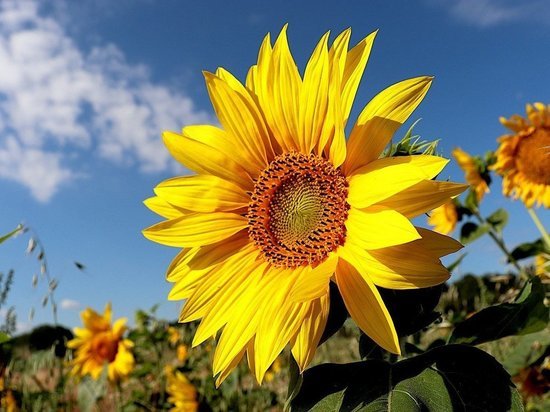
[527,208,550,250]
[472,210,523,275]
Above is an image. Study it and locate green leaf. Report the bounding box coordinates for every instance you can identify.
[285,355,303,411]
[446,253,467,272]
[509,239,546,262]
[319,282,348,345]
[291,345,522,411]
[0,224,23,245]
[486,208,509,233]
[0,331,10,343]
[78,373,107,412]
[449,277,549,345]
[496,330,550,376]
[464,189,478,210]
[460,222,489,244]
[379,285,442,337]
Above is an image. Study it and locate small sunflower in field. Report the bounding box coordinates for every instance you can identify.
[427,201,458,235]
[167,326,180,346]
[177,344,189,363]
[165,367,198,412]
[0,378,18,412]
[67,303,135,382]
[143,26,466,384]
[492,103,550,208]
[452,148,489,202]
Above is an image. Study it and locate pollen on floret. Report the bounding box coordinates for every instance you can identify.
[247,152,349,267]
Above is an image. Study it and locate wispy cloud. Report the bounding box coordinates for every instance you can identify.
[60,298,80,310]
[0,0,210,202]
[431,0,550,28]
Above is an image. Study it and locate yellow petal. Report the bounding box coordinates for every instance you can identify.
[291,293,329,371]
[344,76,433,175]
[290,254,337,302]
[346,207,420,250]
[112,318,127,338]
[143,196,185,220]
[212,265,273,376]
[204,71,273,172]
[340,30,377,126]
[180,244,259,322]
[299,31,330,153]
[245,64,258,92]
[253,32,273,96]
[322,53,347,168]
[192,260,266,346]
[347,155,449,208]
[154,175,249,213]
[163,128,252,190]
[166,233,248,289]
[254,268,311,382]
[329,28,351,83]
[142,212,247,248]
[376,180,468,218]
[415,227,463,257]
[339,241,450,290]
[166,248,200,283]
[215,345,248,387]
[215,67,249,95]
[266,25,302,152]
[335,259,400,354]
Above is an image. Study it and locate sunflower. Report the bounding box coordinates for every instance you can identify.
[492,103,550,208]
[452,148,489,202]
[143,26,466,384]
[167,326,180,346]
[177,344,189,363]
[67,303,135,382]
[427,201,458,235]
[165,367,199,412]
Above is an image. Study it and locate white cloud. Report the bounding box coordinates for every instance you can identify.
[432,0,550,28]
[0,0,210,201]
[60,298,80,310]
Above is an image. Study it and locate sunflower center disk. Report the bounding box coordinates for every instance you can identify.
[248,152,349,268]
[516,128,550,184]
[92,334,119,363]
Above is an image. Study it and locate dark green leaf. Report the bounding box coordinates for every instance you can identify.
[285,354,303,411]
[486,208,509,233]
[460,222,489,244]
[319,282,348,345]
[358,333,387,361]
[0,224,22,245]
[291,345,522,412]
[379,285,442,337]
[509,239,546,262]
[449,277,549,345]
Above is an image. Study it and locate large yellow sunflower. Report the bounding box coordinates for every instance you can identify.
[67,303,135,382]
[143,27,466,385]
[492,103,550,208]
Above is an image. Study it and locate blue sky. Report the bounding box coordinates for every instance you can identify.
[1,0,549,331]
